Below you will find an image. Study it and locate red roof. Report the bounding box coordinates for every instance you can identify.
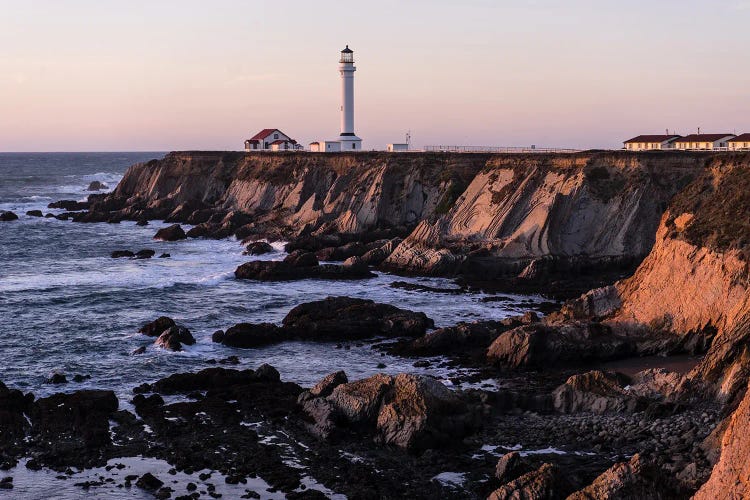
[249,128,283,141]
[675,134,735,143]
[728,133,750,143]
[624,135,681,144]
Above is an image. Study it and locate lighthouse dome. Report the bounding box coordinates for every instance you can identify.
[340,45,354,63]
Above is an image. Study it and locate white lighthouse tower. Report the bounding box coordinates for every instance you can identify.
[338,45,362,150]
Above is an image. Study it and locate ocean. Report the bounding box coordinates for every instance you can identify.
[0,152,544,405]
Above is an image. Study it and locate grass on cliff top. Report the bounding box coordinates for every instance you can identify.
[667,157,750,256]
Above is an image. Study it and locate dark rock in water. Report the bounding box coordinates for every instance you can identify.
[48,200,89,211]
[234,260,375,281]
[255,363,280,382]
[243,241,274,256]
[86,181,108,191]
[155,326,196,352]
[152,367,263,394]
[153,224,186,241]
[218,355,239,365]
[216,323,287,348]
[158,253,170,258]
[390,281,464,294]
[284,250,319,267]
[25,210,43,218]
[309,371,348,398]
[49,373,68,384]
[132,346,147,355]
[28,390,118,467]
[282,296,433,340]
[315,242,367,262]
[72,374,91,383]
[135,249,155,259]
[139,317,176,337]
[0,477,12,489]
[487,463,567,500]
[111,250,135,258]
[135,473,164,491]
[211,330,225,343]
[0,211,18,221]
[136,219,149,226]
[397,320,507,357]
[44,213,55,218]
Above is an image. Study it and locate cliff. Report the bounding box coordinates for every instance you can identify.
[99,151,708,294]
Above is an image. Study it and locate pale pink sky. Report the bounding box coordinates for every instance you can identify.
[1,0,749,151]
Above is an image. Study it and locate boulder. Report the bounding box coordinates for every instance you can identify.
[153,224,186,241]
[375,373,474,451]
[552,370,642,414]
[138,317,176,337]
[155,326,196,351]
[487,463,565,500]
[568,454,676,500]
[135,473,164,491]
[315,242,366,262]
[401,320,505,356]
[282,297,433,340]
[0,211,18,221]
[135,219,149,226]
[327,374,394,423]
[284,250,319,267]
[111,250,135,258]
[359,238,402,266]
[244,241,274,256]
[234,260,375,281]
[215,323,287,348]
[495,451,527,483]
[25,210,43,217]
[135,249,155,259]
[48,200,88,211]
[86,181,108,191]
[49,373,68,384]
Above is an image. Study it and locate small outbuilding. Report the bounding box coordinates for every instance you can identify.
[623,135,681,151]
[309,141,342,152]
[387,143,409,152]
[245,129,298,151]
[674,134,735,150]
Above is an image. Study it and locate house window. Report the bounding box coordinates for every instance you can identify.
[274,134,279,139]
[352,143,356,149]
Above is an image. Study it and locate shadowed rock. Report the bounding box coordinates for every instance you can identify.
[155,326,196,352]
[138,317,176,337]
[244,241,274,255]
[0,211,18,221]
[215,323,287,348]
[153,224,186,241]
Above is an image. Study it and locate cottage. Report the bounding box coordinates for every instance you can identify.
[310,141,342,152]
[387,143,409,152]
[244,129,298,151]
[623,135,681,151]
[728,134,750,151]
[673,134,735,151]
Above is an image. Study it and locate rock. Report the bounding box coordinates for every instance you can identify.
[132,346,147,355]
[111,250,135,258]
[310,371,348,398]
[400,320,505,356]
[552,370,642,414]
[49,373,68,384]
[255,364,280,382]
[215,323,287,348]
[135,249,156,259]
[139,317,176,337]
[234,260,375,281]
[358,238,402,266]
[495,452,526,483]
[327,374,394,424]
[284,250,319,267]
[155,326,196,352]
[487,463,565,500]
[486,322,636,369]
[87,181,108,191]
[48,200,88,211]
[0,477,12,489]
[315,242,366,262]
[136,219,149,226]
[0,211,18,221]
[25,210,43,217]
[568,454,678,499]
[282,296,433,341]
[159,253,170,258]
[153,224,186,241]
[375,373,475,451]
[135,472,164,491]
[244,241,274,256]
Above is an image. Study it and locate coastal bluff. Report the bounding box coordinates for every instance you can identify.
[100,150,709,291]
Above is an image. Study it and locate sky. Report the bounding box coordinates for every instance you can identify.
[1,0,749,151]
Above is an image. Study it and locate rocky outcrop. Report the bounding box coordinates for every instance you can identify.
[299,372,477,452]
[384,153,707,282]
[567,454,678,500]
[488,463,566,500]
[154,325,196,351]
[153,224,186,241]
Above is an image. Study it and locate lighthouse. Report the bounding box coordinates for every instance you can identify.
[338,45,362,150]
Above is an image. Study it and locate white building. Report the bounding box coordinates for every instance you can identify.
[387,143,409,152]
[309,141,342,152]
[244,129,299,151]
[623,134,680,151]
[728,134,750,151]
[674,134,735,150]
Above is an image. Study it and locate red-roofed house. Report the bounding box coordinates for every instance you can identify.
[623,135,681,151]
[728,134,750,151]
[244,129,299,151]
[674,134,735,150]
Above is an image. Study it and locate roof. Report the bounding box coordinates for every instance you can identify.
[675,134,735,143]
[728,133,750,142]
[249,128,284,141]
[341,45,353,53]
[624,135,681,144]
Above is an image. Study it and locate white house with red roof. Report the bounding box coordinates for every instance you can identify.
[244,129,299,151]
[623,134,681,151]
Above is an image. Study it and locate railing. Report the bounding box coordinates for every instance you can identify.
[423,145,581,153]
